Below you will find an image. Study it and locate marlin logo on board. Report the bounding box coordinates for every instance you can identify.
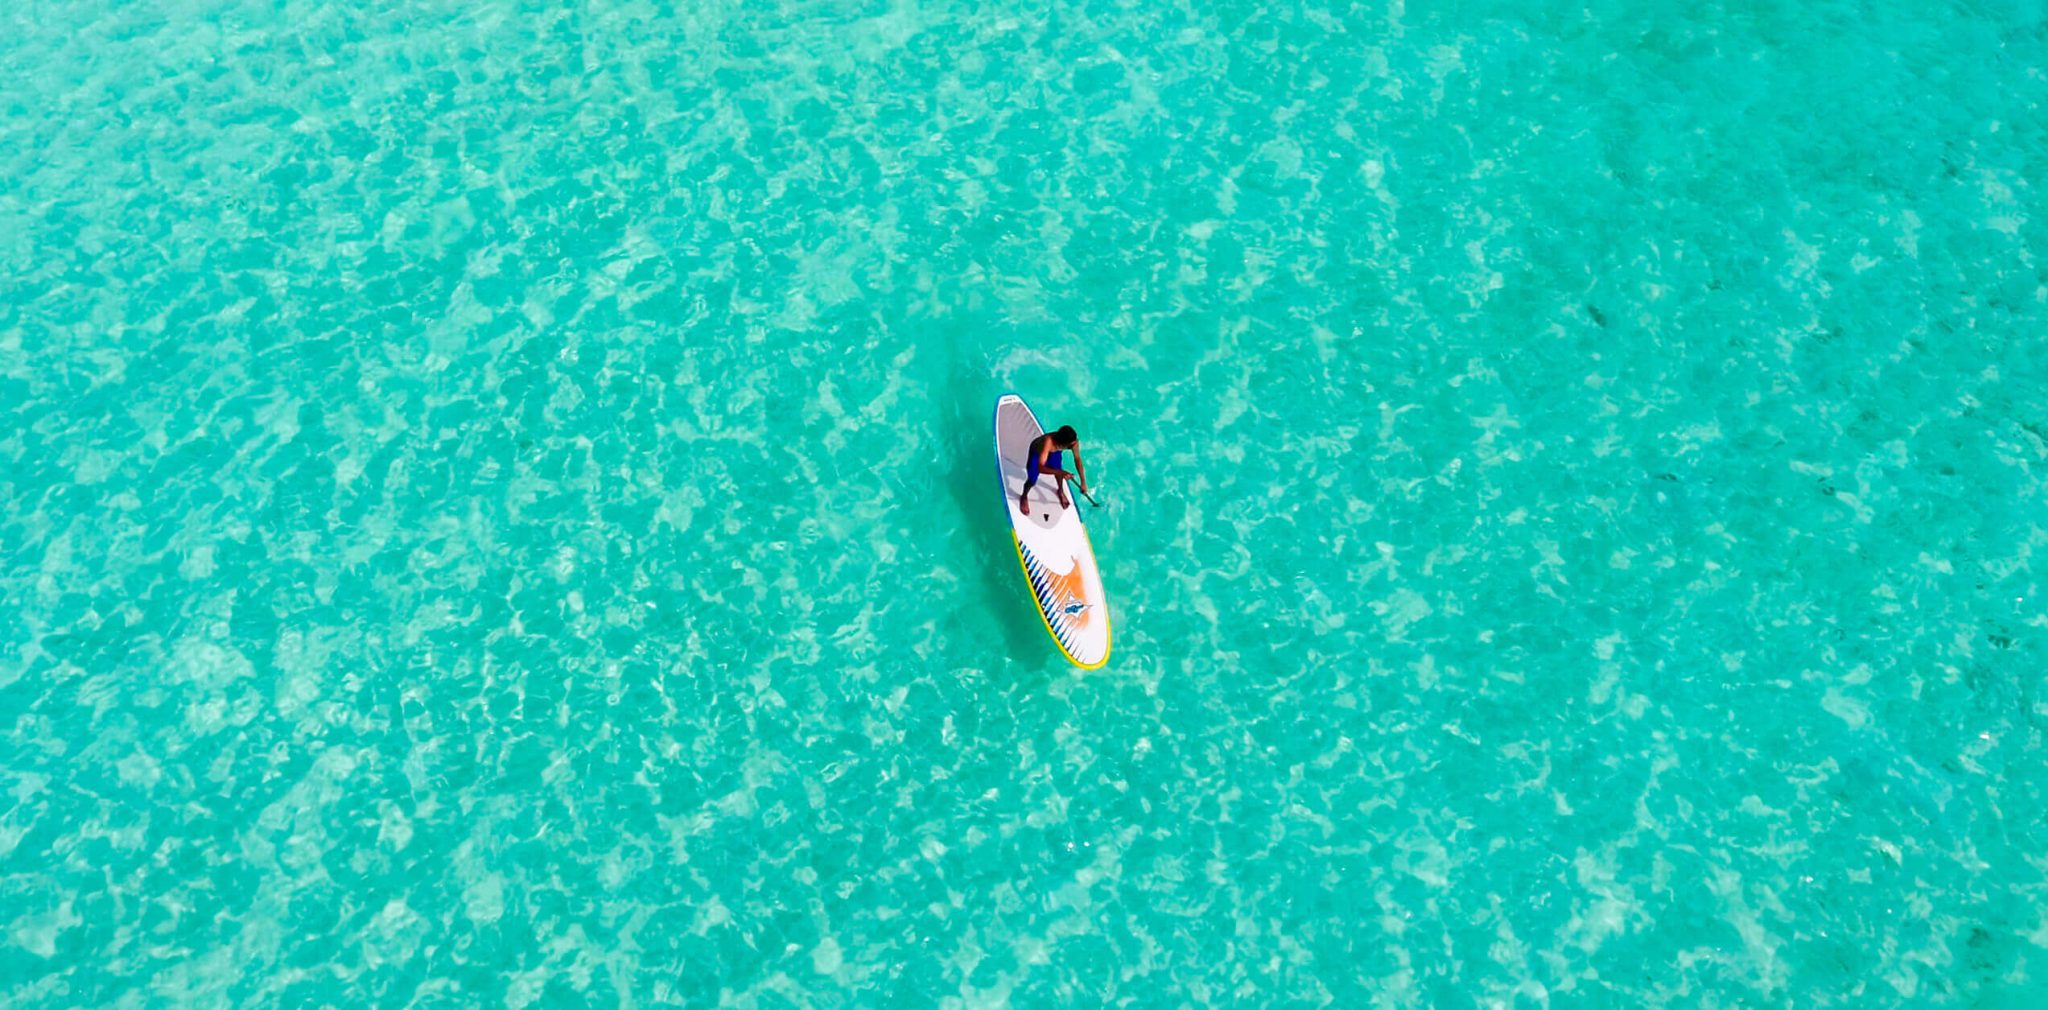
[1038,560,1093,632]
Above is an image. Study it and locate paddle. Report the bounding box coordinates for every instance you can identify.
[1076,485,1106,509]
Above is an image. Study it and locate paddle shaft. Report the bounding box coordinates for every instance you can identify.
[1033,465,1103,509]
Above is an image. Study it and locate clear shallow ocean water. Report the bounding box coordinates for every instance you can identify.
[3,0,2046,1005]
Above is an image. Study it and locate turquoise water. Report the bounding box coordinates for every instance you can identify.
[4,0,2046,1004]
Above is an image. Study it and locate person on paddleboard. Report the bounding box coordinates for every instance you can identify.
[1019,425,1089,514]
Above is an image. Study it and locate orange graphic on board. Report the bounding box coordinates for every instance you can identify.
[1044,561,1092,630]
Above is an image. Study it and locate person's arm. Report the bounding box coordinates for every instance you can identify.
[1071,444,1088,492]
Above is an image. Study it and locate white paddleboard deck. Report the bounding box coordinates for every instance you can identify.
[994,394,1111,668]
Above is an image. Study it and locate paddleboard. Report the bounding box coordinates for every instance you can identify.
[994,394,1111,668]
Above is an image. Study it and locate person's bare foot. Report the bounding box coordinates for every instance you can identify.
[1058,491,1071,509]
[1018,492,1032,515]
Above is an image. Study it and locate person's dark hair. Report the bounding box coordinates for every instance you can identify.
[1054,425,1078,446]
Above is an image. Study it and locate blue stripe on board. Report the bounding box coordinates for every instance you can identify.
[1021,543,1086,655]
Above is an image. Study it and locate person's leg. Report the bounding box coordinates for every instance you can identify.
[1020,454,1042,514]
[1054,472,1070,508]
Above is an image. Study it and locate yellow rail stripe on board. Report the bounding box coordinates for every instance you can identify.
[1008,530,1111,670]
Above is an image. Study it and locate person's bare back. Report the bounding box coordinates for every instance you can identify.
[1018,425,1086,515]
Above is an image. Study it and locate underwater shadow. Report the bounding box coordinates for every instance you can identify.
[937,360,1057,675]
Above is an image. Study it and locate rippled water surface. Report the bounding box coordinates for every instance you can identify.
[4,0,2046,1006]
